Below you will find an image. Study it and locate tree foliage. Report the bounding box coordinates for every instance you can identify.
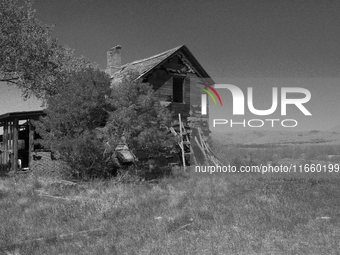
[2,0,176,178]
[104,71,176,161]
[34,67,113,177]
[0,0,91,99]
[35,69,176,178]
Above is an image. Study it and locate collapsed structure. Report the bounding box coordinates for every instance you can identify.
[0,110,49,173]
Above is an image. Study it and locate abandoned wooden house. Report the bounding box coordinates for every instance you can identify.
[0,45,216,173]
[106,45,217,166]
[106,45,213,138]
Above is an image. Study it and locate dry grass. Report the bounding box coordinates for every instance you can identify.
[1,171,340,254]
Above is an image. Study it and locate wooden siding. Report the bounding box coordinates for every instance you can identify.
[143,55,210,134]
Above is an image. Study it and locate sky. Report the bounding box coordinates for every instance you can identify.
[1,0,340,131]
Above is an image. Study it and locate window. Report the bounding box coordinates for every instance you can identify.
[173,77,184,103]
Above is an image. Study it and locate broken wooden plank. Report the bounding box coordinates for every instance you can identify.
[179,114,186,172]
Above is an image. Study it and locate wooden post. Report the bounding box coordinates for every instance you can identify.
[3,121,8,171]
[0,122,2,170]
[29,120,34,169]
[179,114,186,172]
[13,118,18,173]
[8,121,13,171]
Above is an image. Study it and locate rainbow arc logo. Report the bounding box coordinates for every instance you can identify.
[196,82,222,115]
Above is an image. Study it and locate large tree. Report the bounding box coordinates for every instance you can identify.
[0,0,90,99]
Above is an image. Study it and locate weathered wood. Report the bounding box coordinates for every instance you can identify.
[163,62,185,70]
[179,114,186,172]
[29,120,34,169]
[187,116,209,122]
[197,128,208,151]
[8,121,13,171]
[13,118,18,173]
[3,121,8,171]
[150,61,193,108]
[194,136,208,164]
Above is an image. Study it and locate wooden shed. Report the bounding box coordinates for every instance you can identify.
[0,110,44,172]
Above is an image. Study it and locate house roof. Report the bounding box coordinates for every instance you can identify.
[0,110,45,123]
[113,45,212,80]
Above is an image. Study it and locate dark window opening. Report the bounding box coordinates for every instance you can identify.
[173,77,184,103]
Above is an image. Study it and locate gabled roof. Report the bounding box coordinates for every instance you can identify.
[113,45,211,80]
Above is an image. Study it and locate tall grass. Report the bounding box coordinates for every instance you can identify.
[1,171,340,254]
[212,141,340,167]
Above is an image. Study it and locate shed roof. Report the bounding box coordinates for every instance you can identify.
[0,110,45,123]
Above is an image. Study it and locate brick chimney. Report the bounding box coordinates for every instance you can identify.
[106,45,122,76]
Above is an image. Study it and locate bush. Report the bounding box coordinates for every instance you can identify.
[35,68,177,179]
[35,67,115,179]
[103,70,176,169]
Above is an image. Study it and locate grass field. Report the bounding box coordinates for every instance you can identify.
[1,170,340,254]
